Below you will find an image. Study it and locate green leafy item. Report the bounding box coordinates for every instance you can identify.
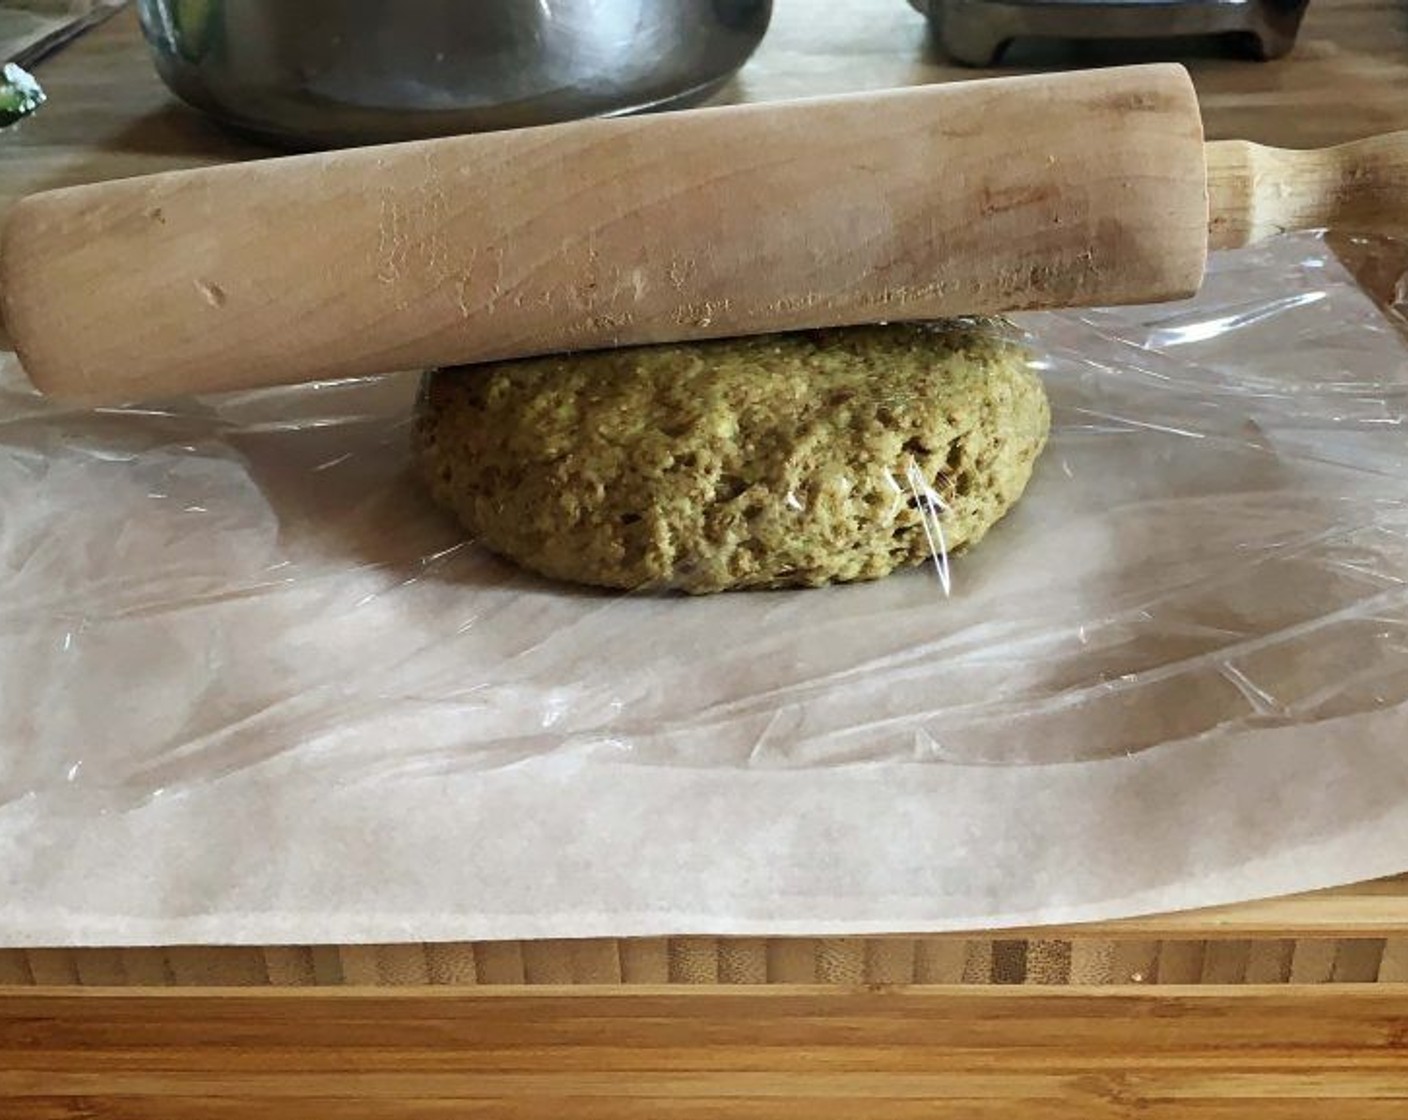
[0,64,44,127]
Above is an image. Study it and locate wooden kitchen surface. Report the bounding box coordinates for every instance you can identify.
[4,985,1408,1119]
[6,2,1408,1115]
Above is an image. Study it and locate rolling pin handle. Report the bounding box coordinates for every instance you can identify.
[1208,131,1408,249]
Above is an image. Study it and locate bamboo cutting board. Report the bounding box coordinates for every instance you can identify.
[3,876,1408,988]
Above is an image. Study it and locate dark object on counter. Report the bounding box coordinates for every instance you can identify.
[137,0,772,148]
[910,0,1310,66]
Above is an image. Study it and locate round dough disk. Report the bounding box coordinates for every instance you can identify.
[413,321,1049,593]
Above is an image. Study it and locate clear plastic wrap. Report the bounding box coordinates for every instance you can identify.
[5,231,1408,945]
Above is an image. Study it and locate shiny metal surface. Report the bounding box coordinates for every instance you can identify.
[138,0,771,148]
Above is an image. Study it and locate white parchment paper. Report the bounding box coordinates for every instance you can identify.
[4,233,1408,946]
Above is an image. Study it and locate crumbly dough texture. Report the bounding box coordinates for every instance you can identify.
[414,321,1049,593]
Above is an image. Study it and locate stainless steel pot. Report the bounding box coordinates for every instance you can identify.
[138,0,772,148]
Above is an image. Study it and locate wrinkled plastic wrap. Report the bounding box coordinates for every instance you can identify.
[5,232,1408,946]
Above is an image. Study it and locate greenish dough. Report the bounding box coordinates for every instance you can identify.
[413,321,1050,594]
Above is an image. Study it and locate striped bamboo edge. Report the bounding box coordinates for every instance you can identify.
[6,877,1407,988]
[1,936,1406,987]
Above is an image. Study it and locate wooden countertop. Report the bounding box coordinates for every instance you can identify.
[6,985,1408,1119]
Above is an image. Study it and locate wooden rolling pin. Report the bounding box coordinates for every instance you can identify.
[2,62,1405,404]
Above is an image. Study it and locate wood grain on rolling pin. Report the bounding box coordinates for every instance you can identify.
[0,64,1207,403]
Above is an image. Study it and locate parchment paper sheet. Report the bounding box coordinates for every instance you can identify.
[5,233,1408,946]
